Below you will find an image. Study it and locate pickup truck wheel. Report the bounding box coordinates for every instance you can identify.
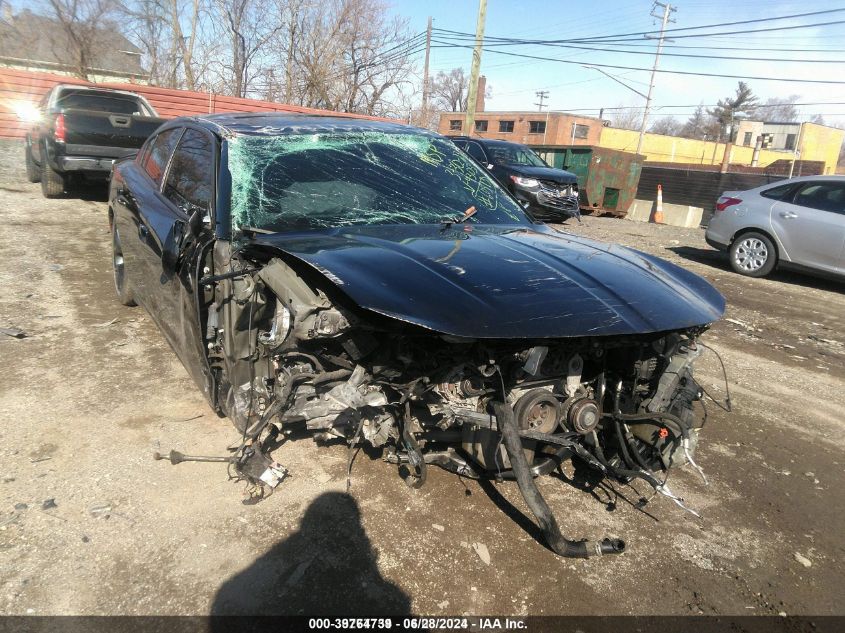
[40,156,65,198]
[112,224,137,306]
[25,145,40,183]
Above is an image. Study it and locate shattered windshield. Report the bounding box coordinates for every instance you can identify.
[227,131,529,233]
[489,145,548,168]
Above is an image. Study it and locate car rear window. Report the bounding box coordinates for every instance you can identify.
[143,128,183,187]
[760,182,798,201]
[56,91,148,116]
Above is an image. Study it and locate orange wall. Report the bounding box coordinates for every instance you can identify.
[0,67,384,139]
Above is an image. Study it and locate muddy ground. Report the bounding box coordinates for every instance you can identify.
[0,139,843,616]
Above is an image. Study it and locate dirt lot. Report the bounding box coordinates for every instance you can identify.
[1,138,843,617]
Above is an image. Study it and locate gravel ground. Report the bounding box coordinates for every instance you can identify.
[0,139,843,616]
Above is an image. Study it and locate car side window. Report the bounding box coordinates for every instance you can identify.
[143,128,182,187]
[792,182,845,214]
[465,142,488,164]
[452,140,467,151]
[163,128,214,217]
[760,182,798,201]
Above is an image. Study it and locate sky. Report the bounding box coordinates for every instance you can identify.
[389,0,845,127]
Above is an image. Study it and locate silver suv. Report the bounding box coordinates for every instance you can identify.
[705,175,845,279]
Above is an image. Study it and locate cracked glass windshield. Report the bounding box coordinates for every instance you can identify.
[227,131,530,233]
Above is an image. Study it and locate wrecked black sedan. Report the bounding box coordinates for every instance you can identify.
[109,114,726,558]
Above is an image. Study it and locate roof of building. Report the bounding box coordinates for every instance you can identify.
[441,110,604,122]
[0,10,147,77]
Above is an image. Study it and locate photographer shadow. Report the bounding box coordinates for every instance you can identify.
[211,491,411,616]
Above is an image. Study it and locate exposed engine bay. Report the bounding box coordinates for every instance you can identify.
[169,242,725,559]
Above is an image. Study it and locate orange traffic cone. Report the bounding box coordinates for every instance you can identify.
[653,184,664,224]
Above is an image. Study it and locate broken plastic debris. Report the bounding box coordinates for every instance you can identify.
[41,498,57,510]
[793,552,812,568]
[89,503,112,518]
[92,318,119,328]
[472,542,491,565]
[0,327,27,339]
[258,462,289,488]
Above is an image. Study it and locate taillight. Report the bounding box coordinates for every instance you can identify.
[54,113,66,143]
[715,196,741,212]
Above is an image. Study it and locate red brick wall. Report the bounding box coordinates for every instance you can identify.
[0,67,383,139]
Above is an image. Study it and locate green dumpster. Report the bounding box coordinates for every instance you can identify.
[530,145,644,217]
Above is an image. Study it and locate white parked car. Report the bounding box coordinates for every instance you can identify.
[705,175,845,279]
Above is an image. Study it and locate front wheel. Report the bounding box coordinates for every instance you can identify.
[729,231,777,277]
[112,222,137,306]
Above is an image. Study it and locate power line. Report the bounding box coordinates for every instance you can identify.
[457,41,844,64]
[429,40,845,85]
[431,9,845,45]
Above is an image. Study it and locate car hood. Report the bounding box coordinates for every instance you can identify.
[508,165,578,184]
[251,224,725,339]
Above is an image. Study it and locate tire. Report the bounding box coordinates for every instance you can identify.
[40,153,65,198]
[25,144,40,183]
[729,231,777,278]
[112,222,137,307]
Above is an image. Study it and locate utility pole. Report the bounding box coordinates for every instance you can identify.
[534,90,549,111]
[636,1,676,156]
[464,0,487,136]
[421,16,433,122]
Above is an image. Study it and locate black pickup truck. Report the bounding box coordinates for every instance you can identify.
[25,85,165,198]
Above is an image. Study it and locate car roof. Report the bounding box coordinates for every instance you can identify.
[174,112,430,138]
[449,135,526,148]
[54,84,147,100]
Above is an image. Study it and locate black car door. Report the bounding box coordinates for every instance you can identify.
[155,127,219,402]
[116,127,184,313]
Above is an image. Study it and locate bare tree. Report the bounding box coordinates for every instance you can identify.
[45,0,119,79]
[607,105,641,131]
[215,0,283,97]
[648,116,683,136]
[430,68,469,112]
[754,95,801,122]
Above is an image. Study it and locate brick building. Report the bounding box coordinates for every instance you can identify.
[437,111,604,146]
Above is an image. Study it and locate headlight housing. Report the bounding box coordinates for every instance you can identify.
[510,175,540,188]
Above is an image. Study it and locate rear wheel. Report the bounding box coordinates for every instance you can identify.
[25,144,40,183]
[112,222,137,306]
[729,231,777,277]
[40,154,65,198]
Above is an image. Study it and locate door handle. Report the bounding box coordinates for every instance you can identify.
[139,223,149,239]
[779,211,798,219]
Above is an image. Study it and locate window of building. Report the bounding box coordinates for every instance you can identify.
[528,121,546,134]
[164,129,214,216]
[499,120,514,133]
[743,132,753,146]
[449,119,462,131]
[785,134,797,151]
[143,128,182,187]
[572,124,590,139]
[475,120,488,132]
